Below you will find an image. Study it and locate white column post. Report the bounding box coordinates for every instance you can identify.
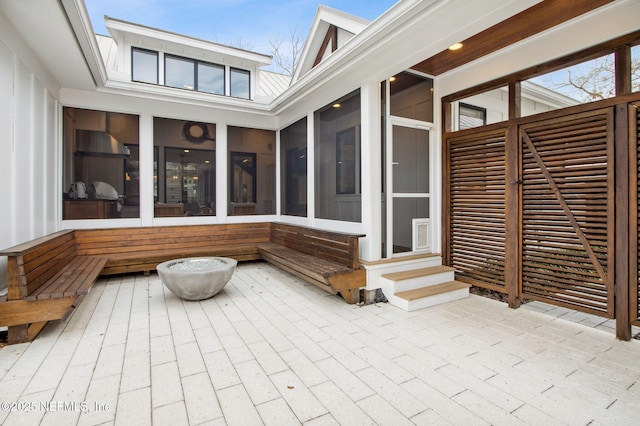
[139,113,154,226]
[216,122,228,222]
[359,80,382,262]
[306,112,315,226]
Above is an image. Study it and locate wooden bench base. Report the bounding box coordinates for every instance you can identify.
[257,237,364,304]
[1,222,366,344]
[75,223,270,275]
[0,231,108,344]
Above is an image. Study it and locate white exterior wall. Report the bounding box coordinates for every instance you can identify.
[0,11,61,293]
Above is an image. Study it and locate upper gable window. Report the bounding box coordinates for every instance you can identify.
[131,47,248,98]
[165,55,195,90]
[230,68,250,99]
[165,55,226,94]
[132,48,158,84]
[198,62,225,95]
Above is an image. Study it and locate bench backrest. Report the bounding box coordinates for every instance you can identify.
[74,223,271,256]
[269,223,363,270]
[0,230,76,299]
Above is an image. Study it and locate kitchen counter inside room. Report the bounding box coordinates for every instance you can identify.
[63,199,119,220]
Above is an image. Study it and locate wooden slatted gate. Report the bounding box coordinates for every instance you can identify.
[445,102,640,338]
[520,109,614,317]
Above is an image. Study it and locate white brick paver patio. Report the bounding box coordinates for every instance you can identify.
[0,262,638,425]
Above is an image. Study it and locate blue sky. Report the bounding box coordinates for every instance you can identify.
[85,0,398,56]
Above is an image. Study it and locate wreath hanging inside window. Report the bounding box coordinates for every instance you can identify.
[183,121,214,143]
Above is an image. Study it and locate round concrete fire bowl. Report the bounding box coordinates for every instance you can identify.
[156,257,237,301]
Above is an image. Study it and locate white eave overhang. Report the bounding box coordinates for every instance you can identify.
[60,0,109,87]
[105,17,272,68]
[96,79,273,115]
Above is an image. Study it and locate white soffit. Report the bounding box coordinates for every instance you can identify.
[0,0,97,90]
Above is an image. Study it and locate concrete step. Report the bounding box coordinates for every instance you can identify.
[381,265,455,293]
[393,280,471,311]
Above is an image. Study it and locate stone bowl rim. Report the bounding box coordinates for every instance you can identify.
[157,256,238,273]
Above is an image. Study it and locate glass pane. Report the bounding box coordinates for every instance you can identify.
[393,197,429,254]
[227,126,276,215]
[165,148,215,215]
[336,127,357,194]
[524,53,614,116]
[153,118,216,217]
[230,68,250,99]
[315,90,361,222]
[281,118,307,216]
[132,49,158,84]
[62,108,140,219]
[455,86,508,130]
[165,56,195,90]
[390,72,433,122]
[392,126,429,193]
[459,103,486,130]
[198,62,225,95]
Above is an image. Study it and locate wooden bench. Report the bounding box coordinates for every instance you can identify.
[74,223,271,275]
[1,222,365,344]
[0,230,107,344]
[257,223,365,304]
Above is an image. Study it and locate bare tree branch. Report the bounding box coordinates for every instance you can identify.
[268,27,303,76]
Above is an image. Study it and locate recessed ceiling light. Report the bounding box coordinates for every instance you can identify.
[389,76,396,82]
[332,103,341,108]
[448,42,463,51]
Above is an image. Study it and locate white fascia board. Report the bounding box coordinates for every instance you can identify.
[99,79,273,115]
[61,0,108,86]
[292,5,370,82]
[105,17,272,67]
[521,81,579,108]
[316,5,370,34]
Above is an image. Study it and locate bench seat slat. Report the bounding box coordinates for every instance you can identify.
[257,243,350,282]
[27,256,107,300]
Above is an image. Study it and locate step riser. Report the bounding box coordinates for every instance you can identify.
[383,286,469,311]
[406,287,469,311]
[382,271,455,293]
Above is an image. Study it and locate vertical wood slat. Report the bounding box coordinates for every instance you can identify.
[632,102,640,327]
[506,124,520,308]
[614,103,631,339]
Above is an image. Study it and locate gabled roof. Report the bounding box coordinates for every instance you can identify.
[292,5,370,83]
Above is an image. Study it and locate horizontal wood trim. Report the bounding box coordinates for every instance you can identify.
[0,298,75,326]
